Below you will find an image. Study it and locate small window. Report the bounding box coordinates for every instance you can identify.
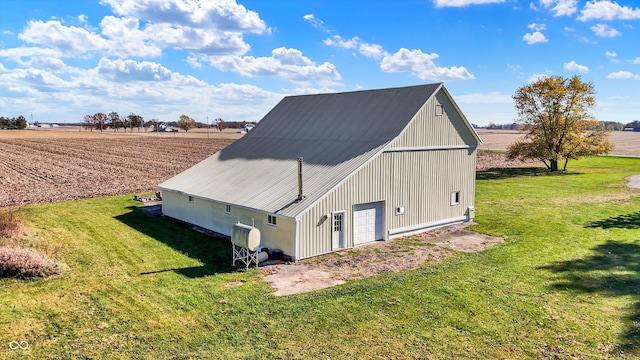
[333,213,343,232]
[395,206,405,215]
[225,204,231,214]
[188,196,194,202]
[435,104,443,116]
[267,215,277,226]
[451,191,460,206]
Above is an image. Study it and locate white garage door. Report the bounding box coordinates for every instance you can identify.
[353,202,383,245]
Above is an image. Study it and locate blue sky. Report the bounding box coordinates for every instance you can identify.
[1,0,639,126]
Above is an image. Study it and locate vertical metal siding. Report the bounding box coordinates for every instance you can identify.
[390,92,477,148]
[162,191,296,256]
[294,90,478,260]
[296,147,476,259]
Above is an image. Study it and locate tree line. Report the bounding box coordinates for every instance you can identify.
[82,112,255,132]
[0,116,27,129]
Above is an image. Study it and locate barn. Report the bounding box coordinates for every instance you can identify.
[159,83,482,260]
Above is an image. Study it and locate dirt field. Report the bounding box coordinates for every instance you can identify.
[0,129,237,207]
[477,129,640,156]
[1,127,637,208]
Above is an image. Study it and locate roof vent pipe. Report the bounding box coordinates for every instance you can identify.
[297,157,305,202]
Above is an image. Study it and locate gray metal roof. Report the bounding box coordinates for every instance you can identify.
[159,83,475,218]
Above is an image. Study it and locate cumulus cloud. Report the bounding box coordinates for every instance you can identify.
[577,0,640,21]
[97,58,174,82]
[590,24,621,37]
[533,0,577,16]
[563,60,589,73]
[433,0,506,7]
[379,48,475,81]
[358,43,386,60]
[606,50,617,58]
[633,57,640,64]
[523,23,548,44]
[204,47,342,85]
[101,0,267,33]
[606,71,639,79]
[19,20,108,56]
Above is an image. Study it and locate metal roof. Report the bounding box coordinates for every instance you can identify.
[159,83,477,218]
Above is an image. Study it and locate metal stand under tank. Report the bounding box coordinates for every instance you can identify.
[232,245,259,269]
[231,222,261,269]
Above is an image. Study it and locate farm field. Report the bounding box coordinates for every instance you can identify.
[1,156,639,358]
[0,129,237,207]
[477,129,640,156]
[1,128,638,208]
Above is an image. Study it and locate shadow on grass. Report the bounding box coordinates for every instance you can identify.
[539,240,640,352]
[115,206,235,278]
[476,167,582,180]
[585,211,640,229]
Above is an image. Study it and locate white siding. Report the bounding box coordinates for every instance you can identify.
[161,191,296,256]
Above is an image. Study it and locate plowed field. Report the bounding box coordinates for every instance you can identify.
[0,134,234,207]
[2,128,637,208]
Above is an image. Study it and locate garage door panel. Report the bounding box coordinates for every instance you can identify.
[353,202,383,245]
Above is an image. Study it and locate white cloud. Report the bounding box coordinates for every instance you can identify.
[302,14,328,32]
[99,16,163,58]
[433,0,506,7]
[204,47,342,85]
[101,0,267,33]
[528,73,551,82]
[577,0,640,21]
[358,43,386,60]
[379,48,475,81]
[590,24,621,37]
[523,23,548,44]
[632,57,640,64]
[606,50,617,58]
[563,60,589,73]
[523,31,548,44]
[607,70,640,79]
[78,14,89,24]
[323,35,359,49]
[18,20,108,56]
[455,92,512,103]
[323,35,388,60]
[535,0,577,16]
[97,58,174,82]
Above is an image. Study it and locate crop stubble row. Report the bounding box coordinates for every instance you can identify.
[0,137,233,208]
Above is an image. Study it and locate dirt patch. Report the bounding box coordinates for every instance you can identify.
[627,175,640,189]
[262,226,503,296]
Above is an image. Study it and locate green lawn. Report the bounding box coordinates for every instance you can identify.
[1,156,639,359]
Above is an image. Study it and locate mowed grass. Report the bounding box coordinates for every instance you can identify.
[1,156,640,358]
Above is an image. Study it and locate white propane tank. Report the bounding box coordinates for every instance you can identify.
[231,222,260,251]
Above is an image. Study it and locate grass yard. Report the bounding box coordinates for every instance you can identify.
[1,156,640,358]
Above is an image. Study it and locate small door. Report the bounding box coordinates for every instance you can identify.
[353,202,383,245]
[332,212,345,250]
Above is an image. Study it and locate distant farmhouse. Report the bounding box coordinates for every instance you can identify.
[159,84,483,260]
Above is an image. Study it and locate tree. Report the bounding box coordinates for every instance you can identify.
[508,75,613,171]
[92,113,108,132]
[215,118,225,132]
[15,116,27,129]
[178,114,196,132]
[127,113,143,132]
[108,112,122,132]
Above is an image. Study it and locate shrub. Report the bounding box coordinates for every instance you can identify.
[0,246,60,279]
[0,207,23,239]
